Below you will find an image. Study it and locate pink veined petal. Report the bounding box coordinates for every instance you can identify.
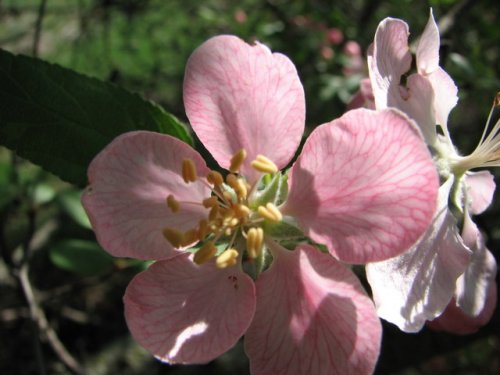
[367,18,412,110]
[245,242,381,375]
[366,178,472,332]
[398,73,437,145]
[82,131,211,260]
[184,35,305,183]
[284,108,439,264]
[124,254,256,364]
[427,282,497,335]
[427,67,458,130]
[416,9,440,75]
[463,170,496,215]
[455,210,498,316]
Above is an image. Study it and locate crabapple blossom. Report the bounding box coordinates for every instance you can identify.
[82,35,439,373]
[365,10,498,333]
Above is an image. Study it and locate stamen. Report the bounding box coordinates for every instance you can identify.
[207,170,224,186]
[182,159,198,183]
[246,227,264,258]
[229,149,247,174]
[181,228,200,247]
[198,219,209,239]
[209,205,219,221]
[162,227,184,248]
[251,155,278,174]
[194,242,217,265]
[216,249,239,268]
[257,202,282,222]
[166,194,180,213]
[233,204,251,219]
[202,196,219,208]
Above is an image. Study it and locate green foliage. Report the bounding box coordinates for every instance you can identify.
[49,239,115,276]
[0,49,192,187]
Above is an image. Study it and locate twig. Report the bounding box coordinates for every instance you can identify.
[32,0,48,57]
[18,265,84,375]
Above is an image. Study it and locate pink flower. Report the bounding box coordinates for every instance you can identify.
[365,11,498,333]
[82,35,439,373]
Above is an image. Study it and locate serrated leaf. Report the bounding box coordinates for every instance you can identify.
[49,239,115,276]
[0,49,193,187]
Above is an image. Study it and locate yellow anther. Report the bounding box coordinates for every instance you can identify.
[194,242,217,265]
[216,249,239,268]
[251,155,278,174]
[182,159,198,183]
[234,204,251,219]
[257,202,282,222]
[226,173,239,188]
[265,202,282,221]
[207,170,224,186]
[209,205,219,221]
[229,149,247,173]
[246,227,264,258]
[166,194,180,213]
[198,219,209,239]
[229,217,240,227]
[181,228,200,247]
[202,196,219,208]
[494,92,500,107]
[235,179,248,200]
[162,227,184,248]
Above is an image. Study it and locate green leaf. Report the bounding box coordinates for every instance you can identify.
[49,239,115,276]
[0,49,193,187]
[57,190,91,229]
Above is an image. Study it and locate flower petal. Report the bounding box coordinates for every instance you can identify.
[455,211,497,316]
[427,67,458,130]
[245,242,381,375]
[427,282,497,335]
[366,178,472,332]
[124,254,256,364]
[82,131,211,260]
[284,108,439,264]
[416,9,440,75]
[367,18,412,110]
[184,35,305,182]
[464,170,496,215]
[398,73,437,144]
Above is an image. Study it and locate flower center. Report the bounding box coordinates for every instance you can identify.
[162,149,284,269]
[448,93,500,176]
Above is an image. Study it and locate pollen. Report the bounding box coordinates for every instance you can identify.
[257,202,282,222]
[182,159,198,183]
[162,227,184,248]
[166,194,180,213]
[216,249,239,268]
[194,242,217,265]
[251,154,278,174]
[207,170,224,186]
[229,149,247,173]
[246,227,264,258]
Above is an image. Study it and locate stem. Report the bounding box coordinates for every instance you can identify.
[32,0,48,57]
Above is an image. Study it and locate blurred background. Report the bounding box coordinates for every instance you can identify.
[0,0,499,374]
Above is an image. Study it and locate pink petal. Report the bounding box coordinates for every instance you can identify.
[427,68,458,129]
[184,35,305,182]
[284,108,439,264]
[427,282,497,335]
[124,254,256,364]
[346,78,375,111]
[82,131,211,260]
[455,211,497,316]
[367,18,412,110]
[464,170,496,215]
[416,9,440,75]
[245,242,381,375]
[398,73,437,144]
[366,178,472,332]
